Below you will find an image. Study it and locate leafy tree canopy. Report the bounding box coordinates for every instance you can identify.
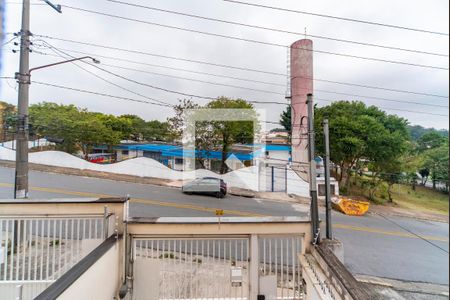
[27,102,170,156]
[314,101,410,191]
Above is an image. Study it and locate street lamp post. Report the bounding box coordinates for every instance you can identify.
[14,54,100,199]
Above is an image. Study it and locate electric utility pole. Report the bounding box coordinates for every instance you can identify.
[307,94,320,244]
[14,0,31,199]
[323,119,333,240]
[14,0,61,199]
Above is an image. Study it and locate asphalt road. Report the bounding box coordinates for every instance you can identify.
[0,167,448,285]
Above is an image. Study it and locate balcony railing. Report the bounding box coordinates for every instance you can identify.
[1,198,367,300]
[0,198,126,300]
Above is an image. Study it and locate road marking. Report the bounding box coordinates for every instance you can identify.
[334,223,449,242]
[0,182,448,241]
[0,183,263,217]
[130,198,264,217]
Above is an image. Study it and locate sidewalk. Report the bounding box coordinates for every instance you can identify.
[357,274,450,300]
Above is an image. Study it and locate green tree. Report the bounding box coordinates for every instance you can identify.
[417,132,448,152]
[424,143,449,191]
[143,120,170,142]
[408,125,448,142]
[168,97,257,173]
[167,99,213,168]
[29,102,121,157]
[315,101,409,196]
[381,170,403,202]
[118,115,147,141]
[29,102,83,153]
[0,101,17,141]
[77,112,121,159]
[419,168,430,185]
[207,97,256,173]
[279,106,291,133]
[95,114,133,141]
[167,99,200,141]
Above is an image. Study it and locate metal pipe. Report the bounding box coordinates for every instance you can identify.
[307,94,320,244]
[29,56,100,73]
[323,119,333,240]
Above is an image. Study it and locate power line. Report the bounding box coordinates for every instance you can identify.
[306,78,448,100]
[39,43,174,107]
[314,97,449,117]
[7,52,450,117]
[2,36,18,47]
[31,78,445,117]
[32,35,450,100]
[107,0,449,58]
[34,47,449,109]
[61,5,449,71]
[377,213,449,254]
[40,41,291,106]
[31,80,173,108]
[34,45,287,96]
[222,0,450,37]
[311,91,448,109]
[22,81,290,127]
[22,48,450,117]
[94,62,450,108]
[98,63,286,96]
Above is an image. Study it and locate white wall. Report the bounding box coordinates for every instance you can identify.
[287,169,310,198]
[0,139,54,150]
[56,243,119,300]
[0,147,311,197]
[0,281,53,300]
[265,150,290,166]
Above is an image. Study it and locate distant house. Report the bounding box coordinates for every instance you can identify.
[263,130,290,145]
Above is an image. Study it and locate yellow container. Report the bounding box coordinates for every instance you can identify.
[332,197,370,216]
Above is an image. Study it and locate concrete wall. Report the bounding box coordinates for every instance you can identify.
[56,243,119,300]
[0,281,53,300]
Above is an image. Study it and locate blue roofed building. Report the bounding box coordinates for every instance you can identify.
[110,143,292,173]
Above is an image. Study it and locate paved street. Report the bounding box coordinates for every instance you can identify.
[0,167,448,285]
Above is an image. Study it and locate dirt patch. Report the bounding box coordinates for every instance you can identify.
[367,202,449,223]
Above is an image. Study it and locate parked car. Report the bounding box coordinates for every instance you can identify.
[182,177,227,198]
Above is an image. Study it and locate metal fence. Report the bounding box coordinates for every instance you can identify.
[133,235,303,300]
[259,235,303,299]
[0,216,107,300]
[260,165,288,193]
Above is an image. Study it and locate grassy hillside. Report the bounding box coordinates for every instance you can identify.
[390,185,449,215]
[346,177,449,215]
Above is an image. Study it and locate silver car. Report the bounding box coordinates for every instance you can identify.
[182,177,228,198]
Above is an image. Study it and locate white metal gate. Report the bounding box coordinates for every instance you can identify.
[259,235,303,299]
[133,237,250,300]
[132,235,303,300]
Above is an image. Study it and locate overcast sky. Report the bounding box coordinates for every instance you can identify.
[1,0,449,129]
